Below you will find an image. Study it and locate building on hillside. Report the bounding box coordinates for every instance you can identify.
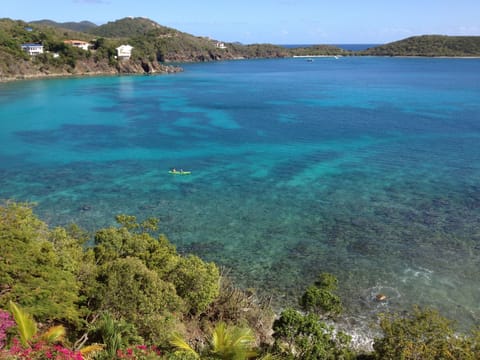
[116,45,133,60]
[64,40,90,51]
[215,42,227,49]
[21,43,44,56]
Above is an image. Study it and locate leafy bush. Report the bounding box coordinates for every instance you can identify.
[90,312,142,359]
[0,202,85,326]
[0,202,221,346]
[373,306,480,359]
[299,273,343,317]
[116,344,163,359]
[169,254,220,315]
[272,308,353,359]
[95,257,184,343]
[91,214,220,343]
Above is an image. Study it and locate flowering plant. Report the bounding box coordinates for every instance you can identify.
[116,344,162,359]
[0,309,15,349]
[2,338,84,359]
[0,305,84,360]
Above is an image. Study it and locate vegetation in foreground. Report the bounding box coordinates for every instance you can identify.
[1,201,479,359]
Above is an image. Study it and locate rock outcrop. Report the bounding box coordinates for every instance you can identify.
[0,57,182,82]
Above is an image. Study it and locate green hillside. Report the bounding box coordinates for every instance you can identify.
[13,16,479,81]
[0,18,182,80]
[361,35,480,56]
[30,19,97,32]
[0,16,304,80]
[87,17,296,61]
[89,16,171,38]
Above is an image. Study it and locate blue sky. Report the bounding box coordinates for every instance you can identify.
[3,0,479,44]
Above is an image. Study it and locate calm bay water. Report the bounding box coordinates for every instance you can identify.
[1,57,480,332]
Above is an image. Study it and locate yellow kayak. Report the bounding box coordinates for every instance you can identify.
[169,170,191,175]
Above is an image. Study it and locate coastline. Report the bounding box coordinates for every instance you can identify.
[0,70,181,83]
[0,60,183,83]
[4,55,480,84]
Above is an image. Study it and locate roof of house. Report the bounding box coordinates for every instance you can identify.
[64,40,89,44]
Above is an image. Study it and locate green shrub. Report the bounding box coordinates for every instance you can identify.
[272,308,353,359]
[95,257,184,343]
[299,273,343,317]
[169,254,220,315]
[91,214,220,342]
[373,306,480,359]
[0,202,85,326]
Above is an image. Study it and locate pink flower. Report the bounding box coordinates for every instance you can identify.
[0,310,15,349]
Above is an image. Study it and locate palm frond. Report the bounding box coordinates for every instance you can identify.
[41,325,66,344]
[230,326,255,347]
[211,322,258,359]
[80,344,105,360]
[170,332,200,359]
[211,322,229,355]
[8,301,37,347]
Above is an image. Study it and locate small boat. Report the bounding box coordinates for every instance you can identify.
[307,58,314,62]
[169,169,191,175]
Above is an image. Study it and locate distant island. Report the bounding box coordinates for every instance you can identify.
[1,16,479,81]
[360,35,480,57]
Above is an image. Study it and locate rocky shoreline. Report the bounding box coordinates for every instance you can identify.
[0,58,182,83]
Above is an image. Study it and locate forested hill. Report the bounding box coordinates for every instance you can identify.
[0,16,303,80]
[88,17,175,38]
[360,35,480,56]
[2,16,479,82]
[30,19,97,32]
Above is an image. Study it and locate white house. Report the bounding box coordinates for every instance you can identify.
[116,45,133,60]
[215,42,227,49]
[21,43,44,56]
[64,40,90,51]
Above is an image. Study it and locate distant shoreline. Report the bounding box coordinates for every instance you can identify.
[0,60,182,83]
[2,55,480,84]
[0,70,178,83]
[292,55,341,58]
[280,43,381,51]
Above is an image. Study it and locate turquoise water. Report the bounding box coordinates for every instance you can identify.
[1,57,480,330]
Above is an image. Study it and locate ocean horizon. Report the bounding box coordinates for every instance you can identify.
[1,56,479,340]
